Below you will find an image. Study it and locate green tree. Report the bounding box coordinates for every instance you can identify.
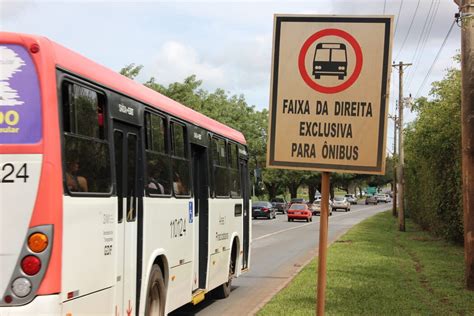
[119,63,143,80]
[404,58,462,243]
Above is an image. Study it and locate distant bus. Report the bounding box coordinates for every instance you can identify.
[313,43,348,80]
[0,32,251,315]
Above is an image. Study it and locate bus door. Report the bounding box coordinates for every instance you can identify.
[191,143,209,291]
[240,157,250,270]
[113,120,143,315]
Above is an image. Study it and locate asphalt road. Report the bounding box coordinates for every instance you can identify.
[170,202,392,316]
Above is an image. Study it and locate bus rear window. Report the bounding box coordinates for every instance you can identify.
[0,45,42,144]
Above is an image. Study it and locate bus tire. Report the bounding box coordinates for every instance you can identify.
[213,252,235,299]
[145,264,166,316]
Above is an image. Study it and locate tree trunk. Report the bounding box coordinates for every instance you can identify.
[330,183,335,200]
[308,185,316,203]
[288,183,299,199]
[264,182,279,200]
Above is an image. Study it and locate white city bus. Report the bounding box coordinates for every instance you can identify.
[0,32,251,315]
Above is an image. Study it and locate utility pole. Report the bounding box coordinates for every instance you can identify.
[456,0,474,290]
[392,62,411,232]
[389,110,398,218]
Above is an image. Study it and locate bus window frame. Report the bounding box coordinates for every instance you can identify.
[227,141,242,199]
[58,75,113,198]
[210,135,230,199]
[170,119,192,198]
[144,109,173,198]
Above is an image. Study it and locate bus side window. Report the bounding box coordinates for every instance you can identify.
[171,122,190,196]
[62,82,111,194]
[145,112,172,196]
[212,137,229,197]
[229,143,241,198]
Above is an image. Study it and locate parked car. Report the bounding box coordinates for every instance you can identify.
[332,196,351,212]
[270,197,288,213]
[344,194,358,205]
[365,195,378,205]
[375,194,392,203]
[252,201,276,219]
[287,203,312,222]
[311,200,333,216]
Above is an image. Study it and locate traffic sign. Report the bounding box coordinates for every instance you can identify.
[267,15,393,174]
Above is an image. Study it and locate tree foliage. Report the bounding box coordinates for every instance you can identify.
[404,60,463,243]
[119,63,143,80]
[118,64,394,201]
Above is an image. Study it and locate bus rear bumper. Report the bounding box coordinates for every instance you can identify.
[0,295,61,316]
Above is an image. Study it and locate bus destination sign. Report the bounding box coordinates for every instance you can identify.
[267,15,393,175]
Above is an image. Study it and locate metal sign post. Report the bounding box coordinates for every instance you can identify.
[317,172,330,315]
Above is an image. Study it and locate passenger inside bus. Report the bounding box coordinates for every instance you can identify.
[147,176,165,194]
[173,172,186,195]
[66,159,88,192]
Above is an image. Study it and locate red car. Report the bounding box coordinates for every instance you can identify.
[287,203,312,222]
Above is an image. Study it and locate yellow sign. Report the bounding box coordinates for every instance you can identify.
[267,15,393,174]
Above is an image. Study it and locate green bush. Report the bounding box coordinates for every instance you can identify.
[404,62,463,243]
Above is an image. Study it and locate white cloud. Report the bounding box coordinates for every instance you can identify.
[147,35,272,97]
[149,41,226,88]
[0,0,35,22]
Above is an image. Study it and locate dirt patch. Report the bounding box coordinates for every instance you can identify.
[396,235,456,313]
[335,240,353,244]
[410,236,440,242]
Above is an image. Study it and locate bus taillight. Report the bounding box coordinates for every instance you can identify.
[21,255,42,275]
[2,225,53,306]
[11,278,32,297]
[28,233,48,253]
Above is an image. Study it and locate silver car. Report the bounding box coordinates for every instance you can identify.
[332,196,351,212]
[344,194,358,205]
[311,200,333,216]
[375,194,392,203]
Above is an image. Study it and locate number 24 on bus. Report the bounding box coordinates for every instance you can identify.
[0,32,251,316]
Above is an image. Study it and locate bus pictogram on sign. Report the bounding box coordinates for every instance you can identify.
[313,43,348,80]
[298,28,363,94]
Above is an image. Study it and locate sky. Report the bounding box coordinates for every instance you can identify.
[0,0,462,154]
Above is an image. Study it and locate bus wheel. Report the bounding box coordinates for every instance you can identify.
[145,264,166,316]
[213,254,235,299]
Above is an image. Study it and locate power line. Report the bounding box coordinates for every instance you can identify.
[394,0,421,61]
[405,0,436,85]
[394,0,405,39]
[415,20,455,98]
[406,0,440,89]
[409,0,442,92]
[383,0,387,14]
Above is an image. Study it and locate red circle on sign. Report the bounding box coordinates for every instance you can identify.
[298,28,363,94]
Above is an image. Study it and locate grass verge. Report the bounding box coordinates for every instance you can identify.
[258,211,474,315]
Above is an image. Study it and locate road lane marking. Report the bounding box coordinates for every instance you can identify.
[252,205,391,242]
